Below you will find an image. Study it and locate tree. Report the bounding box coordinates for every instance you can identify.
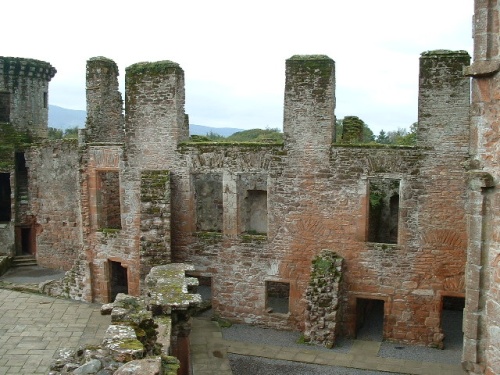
[63,127,79,139]
[336,117,375,143]
[384,123,417,146]
[48,127,63,140]
[376,130,390,144]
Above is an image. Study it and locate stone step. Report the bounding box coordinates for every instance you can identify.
[12,255,37,267]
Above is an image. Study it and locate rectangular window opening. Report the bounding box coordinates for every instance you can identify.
[43,92,48,109]
[244,189,267,234]
[97,171,122,230]
[266,281,290,314]
[0,173,12,222]
[368,179,400,244]
[0,92,10,123]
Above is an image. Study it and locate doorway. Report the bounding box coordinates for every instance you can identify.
[109,261,128,302]
[15,225,36,255]
[356,298,384,341]
[441,296,464,350]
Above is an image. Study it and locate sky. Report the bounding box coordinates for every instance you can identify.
[3,1,473,134]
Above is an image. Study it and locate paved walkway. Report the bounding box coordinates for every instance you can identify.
[190,316,466,375]
[0,289,110,375]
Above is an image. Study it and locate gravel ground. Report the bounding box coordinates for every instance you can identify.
[228,354,407,375]
[198,285,463,374]
[220,309,462,375]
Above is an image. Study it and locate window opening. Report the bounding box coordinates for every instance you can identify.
[15,153,28,205]
[368,179,400,243]
[43,92,48,109]
[244,190,267,234]
[356,298,384,340]
[97,171,121,230]
[0,92,10,123]
[266,281,290,314]
[193,173,223,232]
[0,173,11,221]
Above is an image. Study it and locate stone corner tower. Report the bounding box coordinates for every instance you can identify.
[0,56,57,139]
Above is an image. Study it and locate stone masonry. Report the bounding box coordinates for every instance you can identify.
[1,2,500,374]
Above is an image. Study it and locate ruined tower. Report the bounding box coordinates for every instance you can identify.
[0,57,56,258]
[0,57,56,139]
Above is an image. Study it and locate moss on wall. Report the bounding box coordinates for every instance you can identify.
[0,122,33,170]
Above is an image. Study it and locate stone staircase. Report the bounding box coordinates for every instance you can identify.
[12,254,37,267]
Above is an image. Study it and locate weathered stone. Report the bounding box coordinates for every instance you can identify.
[73,359,102,374]
[113,357,161,375]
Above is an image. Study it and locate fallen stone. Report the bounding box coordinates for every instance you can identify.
[113,357,161,375]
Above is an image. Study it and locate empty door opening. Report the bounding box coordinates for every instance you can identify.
[15,226,36,255]
[441,296,464,350]
[356,298,384,341]
[109,261,128,302]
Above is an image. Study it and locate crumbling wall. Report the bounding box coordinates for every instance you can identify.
[304,250,344,348]
[50,264,200,375]
[140,170,171,279]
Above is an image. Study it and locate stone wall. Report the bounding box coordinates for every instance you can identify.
[17,46,475,352]
[25,140,81,270]
[463,2,500,374]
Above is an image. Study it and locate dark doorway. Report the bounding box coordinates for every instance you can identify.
[21,227,33,255]
[356,298,384,341]
[441,296,464,350]
[109,261,128,302]
[15,226,35,255]
[0,173,11,221]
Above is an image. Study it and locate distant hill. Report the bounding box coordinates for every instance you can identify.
[190,124,244,137]
[48,105,244,136]
[49,105,86,129]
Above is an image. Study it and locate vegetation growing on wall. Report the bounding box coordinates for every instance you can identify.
[0,123,32,170]
[48,126,79,140]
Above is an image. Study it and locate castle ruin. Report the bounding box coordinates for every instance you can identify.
[0,1,500,374]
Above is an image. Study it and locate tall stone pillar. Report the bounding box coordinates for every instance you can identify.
[463,2,500,374]
[85,57,124,143]
[283,55,335,169]
[417,50,471,151]
[125,60,187,169]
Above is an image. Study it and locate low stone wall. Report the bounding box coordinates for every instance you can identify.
[0,255,11,276]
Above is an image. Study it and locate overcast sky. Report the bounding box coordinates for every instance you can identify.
[4,1,473,134]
